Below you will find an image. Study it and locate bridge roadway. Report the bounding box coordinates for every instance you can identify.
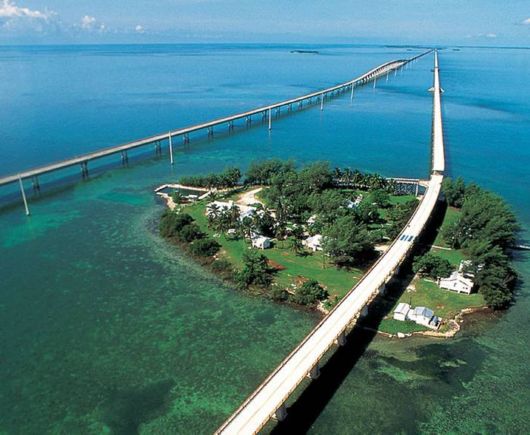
[0,50,431,189]
[216,49,444,434]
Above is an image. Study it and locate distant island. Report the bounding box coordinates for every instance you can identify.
[290,50,319,54]
[157,160,519,337]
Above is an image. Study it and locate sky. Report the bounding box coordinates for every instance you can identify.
[0,0,529,45]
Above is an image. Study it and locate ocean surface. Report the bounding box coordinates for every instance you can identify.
[0,44,528,434]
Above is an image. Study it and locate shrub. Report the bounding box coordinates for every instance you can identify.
[159,211,194,238]
[189,238,220,257]
[270,287,289,302]
[291,280,328,306]
[178,223,204,242]
[211,259,234,279]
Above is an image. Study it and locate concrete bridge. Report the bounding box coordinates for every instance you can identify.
[215,49,445,435]
[1,50,431,215]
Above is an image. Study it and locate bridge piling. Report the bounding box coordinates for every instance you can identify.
[274,405,288,422]
[308,363,320,380]
[80,162,89,179]
[168,133,174,165]
[268,108,272,131]
[31,176,40,193]
[335,332,347,346]
[320,94,324,111]
[18,176,30,216]
[121,151,128,166]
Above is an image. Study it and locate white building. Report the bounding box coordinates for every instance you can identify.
[303,234,323,252]
[252,236,271,249]
[239,207,256,221]
[393,303,411,321]
[438,261,475,294]
[345,195,363,209]
[408,306,440,329]
[394,304,440,330]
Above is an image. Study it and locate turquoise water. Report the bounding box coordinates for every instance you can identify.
[0,45,529,433]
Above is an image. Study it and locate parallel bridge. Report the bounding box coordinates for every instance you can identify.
[215,49,445,434]
[1,50,431,214]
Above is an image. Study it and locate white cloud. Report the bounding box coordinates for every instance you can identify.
[0,0,52,19]
[79,15,106,32]
[135,24,145,33]
[80,15,96,29]
[485,33,497,38]
[522,18,530,25]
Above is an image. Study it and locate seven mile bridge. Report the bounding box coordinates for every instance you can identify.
[215,49,445,434]
[1,50,431,215]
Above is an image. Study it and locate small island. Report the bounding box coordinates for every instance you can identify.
[157,160,519,337]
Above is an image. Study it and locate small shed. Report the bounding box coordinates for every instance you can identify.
[393,303,411,321]
[411,306,435,327]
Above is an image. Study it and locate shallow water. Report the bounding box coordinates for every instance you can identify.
[0,44,528,433]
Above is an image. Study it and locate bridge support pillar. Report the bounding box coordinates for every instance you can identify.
[121,151,129,166]
[228,121,234,132]
[274,405,287,422]
[32,176,40,192]
[80,161,89,179]
[308,363,320,380]
[361,306,369,318]
[18,176,30,216]
[168,133,174,166]
[379,285,386,296]
[336,332,347,347]
[373,78,377,89]
[320,94,324,111]
[245,116,251,126]
[208,127,213,138]
[183,134,190,144]
[268,108,272,131]
[155,141,162,155]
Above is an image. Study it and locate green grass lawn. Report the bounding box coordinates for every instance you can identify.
[395,279,484,320]
[182,200,362,299]
[431,247,465,267]
[434,206,461,247]
[379,279,485,335]
[379,319,429,334]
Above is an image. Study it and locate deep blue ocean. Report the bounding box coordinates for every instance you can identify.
[0,44,529,433]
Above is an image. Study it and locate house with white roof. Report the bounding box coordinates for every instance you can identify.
[393,303,411,321]
[438,261,475,294]
[345,194,363,209]
[393,303,440,330]
[251,235,271,250]
[438,272,474,294]
[303,234,323,252]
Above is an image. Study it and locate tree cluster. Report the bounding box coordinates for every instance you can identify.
[236,249,274,289]
[332,167,396,192]
[441,178,519,308]
[412,253,453,279]
[291,280,329,306]
[179,167,241,189]
[159,210,220,257]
